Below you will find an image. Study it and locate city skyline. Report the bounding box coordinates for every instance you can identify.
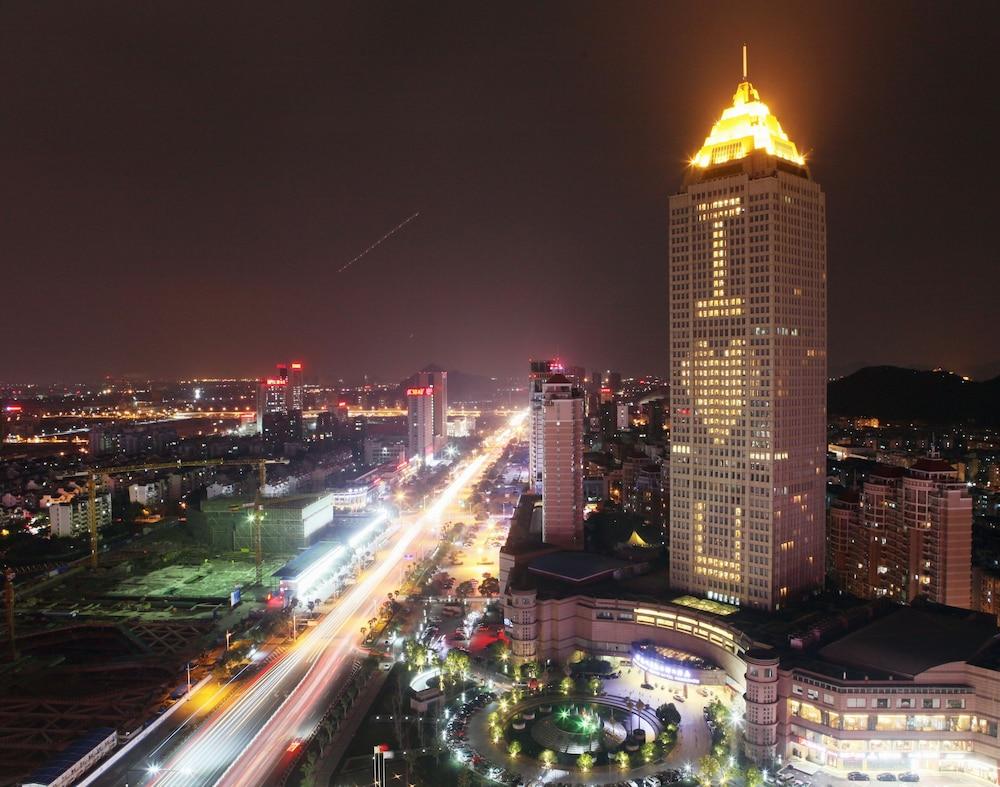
[3,10,1000,785]
[1,2,997,383]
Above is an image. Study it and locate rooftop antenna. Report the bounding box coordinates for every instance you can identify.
[742,43,748,80]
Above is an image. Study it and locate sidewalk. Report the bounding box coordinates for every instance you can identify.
[313,668,392,786]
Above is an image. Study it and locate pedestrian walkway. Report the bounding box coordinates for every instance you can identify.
[313,668,391,786]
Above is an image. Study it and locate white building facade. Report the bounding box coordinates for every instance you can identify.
[669,71,827,610]
[541,375,584,550]
[528,359,555,494]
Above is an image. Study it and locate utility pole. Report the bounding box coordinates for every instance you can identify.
[255,460,266,586]
[4,569,16,661]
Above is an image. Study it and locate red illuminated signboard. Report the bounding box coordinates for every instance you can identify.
[264,378,287,386]
[406,386,433,397]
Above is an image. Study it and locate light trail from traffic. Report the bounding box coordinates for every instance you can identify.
[145,411,526,786]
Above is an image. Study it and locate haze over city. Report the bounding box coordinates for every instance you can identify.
[1,1,997,382]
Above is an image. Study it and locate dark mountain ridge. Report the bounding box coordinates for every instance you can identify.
[828,366,1000,426]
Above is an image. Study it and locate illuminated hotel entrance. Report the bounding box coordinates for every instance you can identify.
[630,640,725,686]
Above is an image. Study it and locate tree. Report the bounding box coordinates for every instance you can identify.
[616,750,630,769]
[443,649,471,683]
[577,752,594,772]
[698,754,720,786]
[479,576,500,596]
[745,766,765,787]
[560,676,574,696]
[656,702,682,727]
[507,740,521,758]
[640,741,656,763]
[299,750,319,787]
[588,676,601,696]
[540,749,556,768]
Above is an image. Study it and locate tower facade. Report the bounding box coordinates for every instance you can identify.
[668,64,826,610]
[406,383,435,463]
[541,375,584,550]
[528,359,556,493]
[286,361,304,411]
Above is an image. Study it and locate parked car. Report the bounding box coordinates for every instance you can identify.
[898,775,919,783]
[848,773,871,782]
[876,776,897,783]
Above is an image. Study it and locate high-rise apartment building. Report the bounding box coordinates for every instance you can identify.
[528,359,556,493]
[540,375,584,550]
[407,384,435,463]
[422,367,448,443]
[668,59,826,610]
[408,367,448,454]
[834,458,973,608]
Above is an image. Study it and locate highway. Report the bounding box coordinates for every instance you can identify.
[94,412,525,787]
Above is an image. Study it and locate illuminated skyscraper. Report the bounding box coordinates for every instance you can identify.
[256,374,287,435]
[541,375,584,550]
[286,361,304,411]
[668,52,826,610]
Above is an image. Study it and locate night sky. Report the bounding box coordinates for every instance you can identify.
[1,1,997,383]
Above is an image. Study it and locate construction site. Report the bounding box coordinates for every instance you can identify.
[0,459,303,784]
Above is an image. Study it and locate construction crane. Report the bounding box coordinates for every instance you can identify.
[85,458,288,583]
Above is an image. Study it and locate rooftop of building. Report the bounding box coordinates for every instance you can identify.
[198,492,332,513]
[911,457,957,473]
[526,551,630,584]
[814,602,998,679]
[23,727,117,785]
[272,540,343,580]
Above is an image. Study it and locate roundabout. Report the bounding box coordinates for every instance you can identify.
[486,691,672,778]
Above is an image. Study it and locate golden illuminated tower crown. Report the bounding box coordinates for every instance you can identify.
[690,46,805,172]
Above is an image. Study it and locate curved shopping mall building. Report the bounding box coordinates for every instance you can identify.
[501,516,1000,783]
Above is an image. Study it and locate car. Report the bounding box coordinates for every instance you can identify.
[672,694,685,702]
[898,775,919,783]
[847,773,871,782]
[876,776,897,783]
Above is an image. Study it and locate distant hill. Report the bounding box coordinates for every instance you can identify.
[447,370,500,403]
[828,366,1000,426]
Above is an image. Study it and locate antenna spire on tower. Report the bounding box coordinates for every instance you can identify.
[742,43,748,80]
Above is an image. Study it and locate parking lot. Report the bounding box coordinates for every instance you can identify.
[776,764,991,787]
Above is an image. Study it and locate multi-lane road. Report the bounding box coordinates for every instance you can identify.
[90,412,525,787]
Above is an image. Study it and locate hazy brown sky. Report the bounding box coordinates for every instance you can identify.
[1,1,997,382]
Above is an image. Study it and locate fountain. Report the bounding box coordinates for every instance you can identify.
[529,702,627,754]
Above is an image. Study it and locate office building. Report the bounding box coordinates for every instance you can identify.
[257,373,287,434]
[407,383,435,463]
[189,492,336,554]
[286,361,304,411]
[540,375,584,550]
[668,58,826,610]
[528,359,556,493]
